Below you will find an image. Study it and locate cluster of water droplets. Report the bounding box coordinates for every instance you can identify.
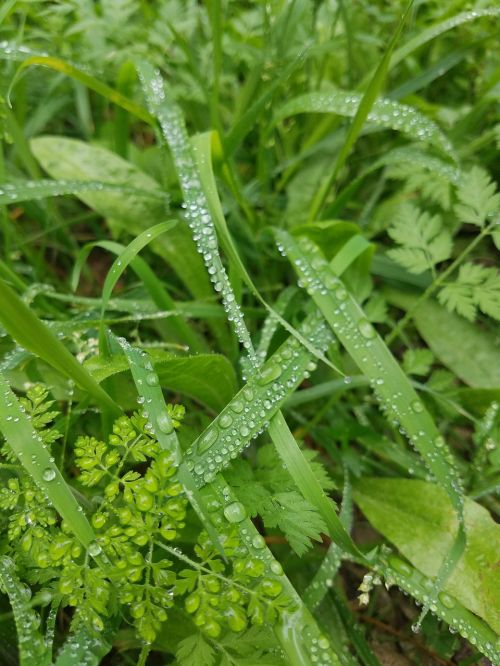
[183,311,330,486]
[138,66,258,370]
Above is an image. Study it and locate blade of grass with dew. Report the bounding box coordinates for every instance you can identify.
[183,308,361,556]
[367,552,500,663]
[389,8,500,71]
[0,277,120,416]
[306,3,413,223]
[71,239,207,354]
[0,556,51,666]
[139,63,360,557]
[191,129,343,374]
[276,230,466,627]
[272,90,452,156]
[96,220,177,353]
[0,179,168,205]
[54,625,112,666]
[108,332,227,558]
[137,60,259,371]
[0,370,95,547]
[204,475,344,666]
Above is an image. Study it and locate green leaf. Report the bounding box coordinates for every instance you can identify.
[438,262,500,322]
[354,478,500,633]
[85,350,237,414]
[29,136,215,308]
[402,348,434,377]
[176,633,216,666]
[54,625,112,666]
[387,203,452,274]
[385,290,500,389]
[454,166,500,228]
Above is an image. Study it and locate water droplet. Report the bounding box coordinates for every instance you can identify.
[438,592,455,609]
[42,468,56,482]
[146,373,159,386]
[88,542,102,557]
[335,287,347,301]
[157,412,174,434]
[252,535,266,549]
[358,318,376,339]
[223,501,246,523]
[219,413,233,429]
[388,555,412,576]
[270,561,283,575]
[198,428,218,454]
[231,399,244,413]
[411,399,424,413]
[257,364,282,386]
[243,387,254,401]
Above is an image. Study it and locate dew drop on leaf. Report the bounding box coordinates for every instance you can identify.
[223,501,247,523]
[41,467,56,482]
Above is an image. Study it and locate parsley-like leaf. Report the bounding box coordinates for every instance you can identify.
[387,203,452,274]
[402,349,434,376]
[176,633,216,666]
[438,262,500,321]
[454,166,500,227]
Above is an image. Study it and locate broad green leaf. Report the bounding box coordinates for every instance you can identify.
[85,350,237,414]
[29,136,217,309]
[354,478,500,633]
[384,289,500,389]
[0,277,120,415]
[273,91,453,156]
[0,371,95,548]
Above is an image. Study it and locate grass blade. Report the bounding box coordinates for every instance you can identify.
[306,3,413,222]
[273,90,452,155]
[0,278,120,416]
[0,370,95,548]
[0,557,51,666]
[54,625,112,666]
[276,230,466,625]
[97,220,178,353]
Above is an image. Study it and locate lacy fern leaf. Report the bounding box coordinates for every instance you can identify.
[438,262,500,321]
[387,203,452,274]
[454,166,500,227]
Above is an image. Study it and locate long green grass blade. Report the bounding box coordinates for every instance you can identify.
[273,91,452,155]
[72,239,207,353]
[0,557,51,666]
[306,3,413,222]
[54,625,112,666]
[0,370,95,547]
[0,278,120,416]
[0,179,168,205]
[276,230,466,624]
[97,220,177,353]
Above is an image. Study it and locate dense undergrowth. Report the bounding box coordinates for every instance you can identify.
[0,1,499,665]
